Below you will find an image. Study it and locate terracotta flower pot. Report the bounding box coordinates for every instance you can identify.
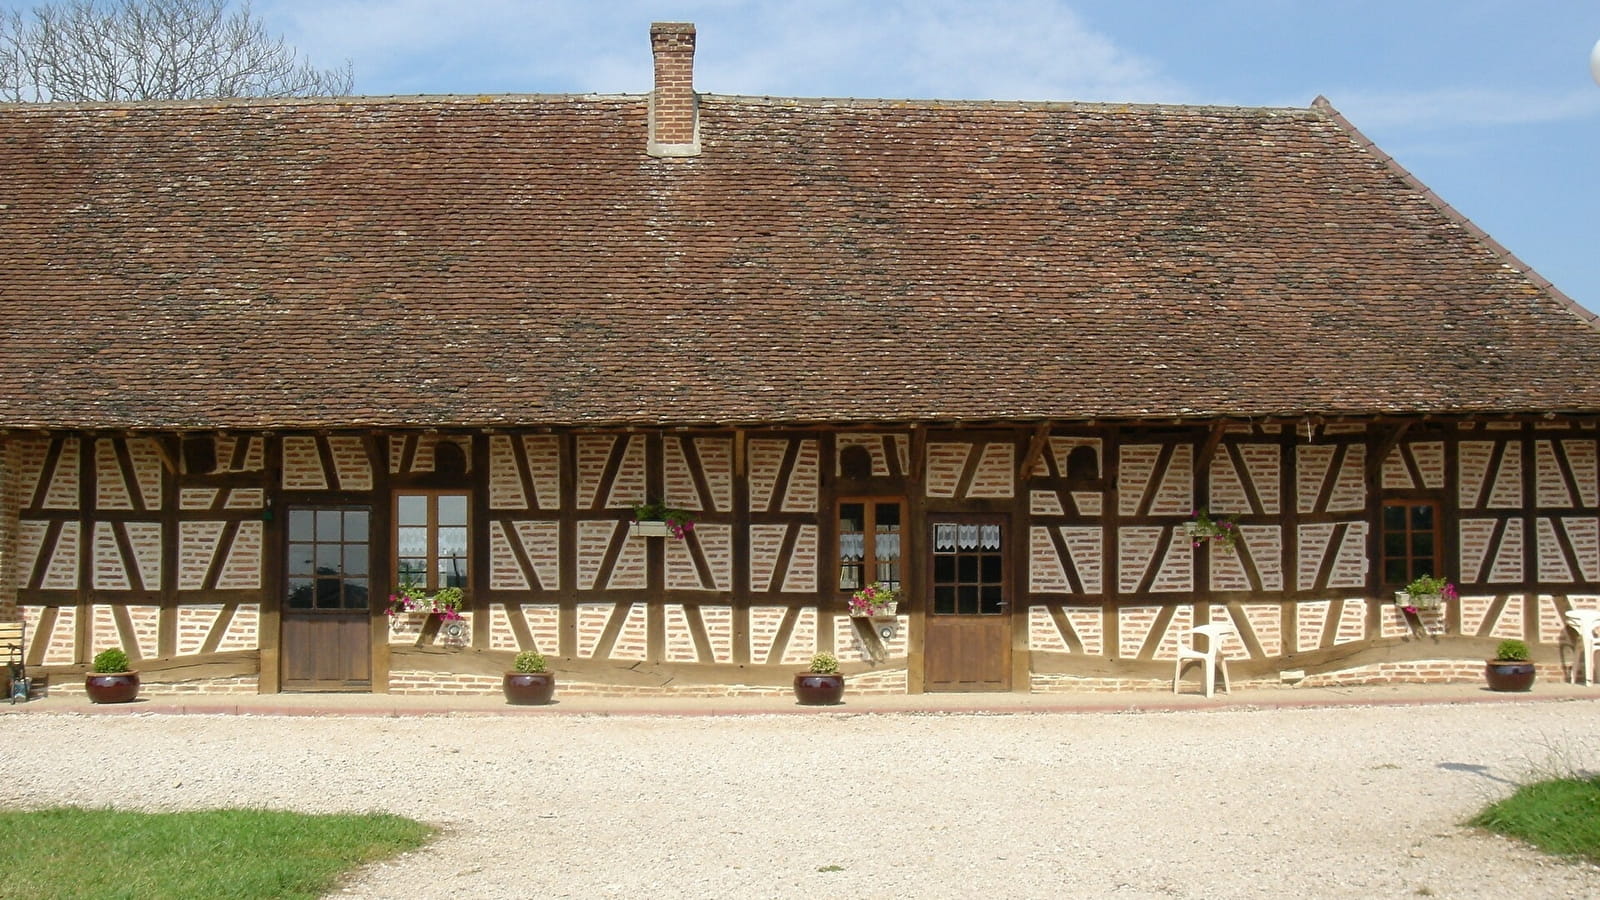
[1484,660,1535,692]
[793,672,844,706]
[503,671,556,705]
[85,671,140,704]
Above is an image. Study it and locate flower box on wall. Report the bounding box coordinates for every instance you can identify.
[1394,591,1444,612]
[848,601,898,618]
[1394,575,1457,614]
[631,500,695,539]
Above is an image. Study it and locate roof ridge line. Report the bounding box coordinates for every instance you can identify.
[0,92,645,111]
[699,93,1316,115]
[1313,94,1597,327]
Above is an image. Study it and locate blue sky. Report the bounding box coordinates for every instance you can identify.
[15,1,1600,310]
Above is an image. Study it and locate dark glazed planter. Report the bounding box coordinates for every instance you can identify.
[794,673,845,706]
[1484,660,1536,692]
[503,672,556,705]
[85,672,140,704]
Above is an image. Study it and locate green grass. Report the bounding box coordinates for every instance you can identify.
[1469,775,1600,864]
[0,807,435,900]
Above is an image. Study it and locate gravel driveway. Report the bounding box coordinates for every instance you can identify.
[5,702,1600,899]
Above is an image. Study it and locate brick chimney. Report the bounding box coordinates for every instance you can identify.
[648,22,700,157]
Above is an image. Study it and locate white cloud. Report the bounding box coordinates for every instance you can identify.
[690,0,1186,103]
[257,0,1184,102]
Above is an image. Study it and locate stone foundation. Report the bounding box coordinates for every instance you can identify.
[388,667,911,697]
[39,673,259,697]
[1032,660,1570,693]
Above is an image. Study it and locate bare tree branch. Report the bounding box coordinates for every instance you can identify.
[0,0,353,102]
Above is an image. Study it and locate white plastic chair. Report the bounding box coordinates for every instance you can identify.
[1173,622,1238,698]
[1563,609,1600,685]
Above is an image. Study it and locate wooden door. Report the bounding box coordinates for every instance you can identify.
[282,506,373,691]
[923,518,1011,691]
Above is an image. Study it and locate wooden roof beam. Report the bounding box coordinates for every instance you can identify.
[1017,423,1051,483]
[1366,421,1412,480]
[1195,421,1228,472]
[150,435,180,475]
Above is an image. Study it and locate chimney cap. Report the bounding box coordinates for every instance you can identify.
[650,21,695,36]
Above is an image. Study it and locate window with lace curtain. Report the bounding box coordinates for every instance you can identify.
[838,499,903,593]
[395,491,469,591]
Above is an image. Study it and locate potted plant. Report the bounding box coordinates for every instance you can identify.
[503,650,556,705]
[793,651,844,705]
[85,648,140,704]
[847,581,899,618]
[632,500,695,539]
[1396,574,1457,612]
[1184,508,1238,550]
[1485,639,1535,692]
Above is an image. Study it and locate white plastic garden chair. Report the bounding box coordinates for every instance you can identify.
[1563,609,1600,685]
[1173,622,1238,698]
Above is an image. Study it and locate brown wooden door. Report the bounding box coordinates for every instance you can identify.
[923,519,1011,691]
[282,506,373,691]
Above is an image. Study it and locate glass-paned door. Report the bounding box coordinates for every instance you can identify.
[924,518,1010,691]
[282,506,372,691]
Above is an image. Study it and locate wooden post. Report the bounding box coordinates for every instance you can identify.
[559,433,578,659]
[906,425,926,693]
[1011,426,1033,692]
[646,433,666,663]
[157,435,178,659]
[257,434,283,693]
[368,434,395,693]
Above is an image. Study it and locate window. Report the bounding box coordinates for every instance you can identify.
[395,492,469,591]
[286,507,370,610]
[1381,501,1439,586]
[931,522,1005,615]
[838,500,902,592]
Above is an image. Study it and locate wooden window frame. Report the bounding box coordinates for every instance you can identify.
[392,490,471,592]
[836,496,906,594]
[1379,498,1442,588]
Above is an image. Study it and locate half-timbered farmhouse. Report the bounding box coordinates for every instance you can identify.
[4,22,1600,697]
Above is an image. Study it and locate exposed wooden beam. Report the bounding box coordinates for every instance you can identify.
[150,435,180,475]
[910,425,926,483]
[1366,421,1412,480]
[1195,421,1227,472]
[1017,423,1051,483]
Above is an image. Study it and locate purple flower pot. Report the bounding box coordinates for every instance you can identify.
[503,672,556,705]
[793,673,844,706]
[1484,660,1535,692]
[85,672,140,704]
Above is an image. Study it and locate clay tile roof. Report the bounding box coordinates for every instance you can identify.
[2,91,1599,431]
